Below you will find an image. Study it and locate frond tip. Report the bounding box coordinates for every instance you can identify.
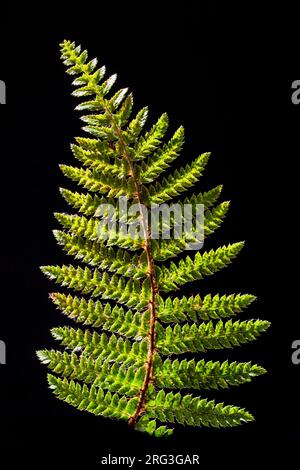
[38,39,270,437]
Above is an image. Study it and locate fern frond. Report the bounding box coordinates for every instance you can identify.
[50,326,148,365]
[124,106,149,141]
[157,242,244,291]
[47,374,139,419]
[182,184,223,208]
[204,201,230,235]
[59,164,133,197]
[157,319,270,355]
[116,93,134,126]
[41,265,150,308]
[157,293,257,322]
[38,351,144,396]
[59,188,108,216]
[38,39,270,437]
[133,113,169,160]
[148,152,210,204]
[147,391,254,427]
[72,137,115,154]
[54,213,143,250]
[70,143,126,176]
[154,357,266,390]
[139,126,184,182]
[152,201,230,261]
[49,293,148,337]
[53,230,147,278]
[50,292,131,326]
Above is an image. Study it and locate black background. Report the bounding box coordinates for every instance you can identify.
[0,3,299,465]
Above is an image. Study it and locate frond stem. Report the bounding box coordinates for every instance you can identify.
[102,99,158,429]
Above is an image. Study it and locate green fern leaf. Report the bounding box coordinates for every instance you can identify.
[54,212,143,250]
[47,374,139,420]
[154,357,266,390]
[157,242,244,291]
[147,391,254,427]
[59,188,109,216]
[157,319,270,354]
[148,152,211,204]
[139,125,184,182]
[152,200,230,261]
[49,293,149,338]
[50,326,148,365]
[53,230,147,278]
[157,293,257,322]
[38,40,270,437]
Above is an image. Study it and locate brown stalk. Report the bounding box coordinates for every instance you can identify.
[103,100,158,429]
